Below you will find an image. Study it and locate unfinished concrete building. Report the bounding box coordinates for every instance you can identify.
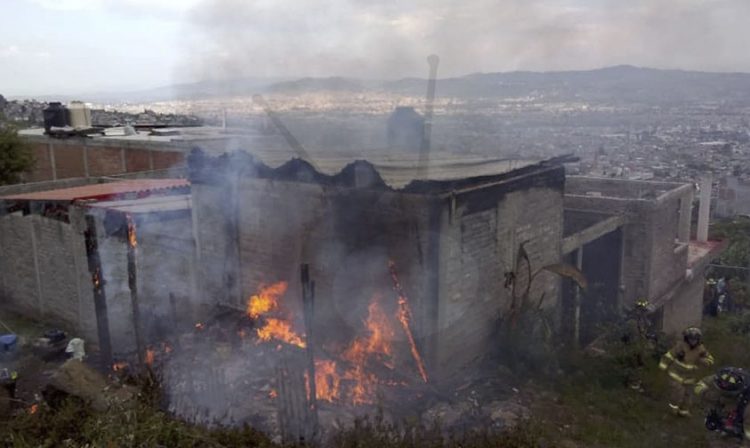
[563,176,725,343]
[189,150,566,379]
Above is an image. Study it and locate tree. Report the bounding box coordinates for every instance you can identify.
[0,125,35,185]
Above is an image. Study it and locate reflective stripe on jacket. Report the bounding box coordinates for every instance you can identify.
[659,340,714,384]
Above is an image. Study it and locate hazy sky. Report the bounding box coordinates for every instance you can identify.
[2,0,750,96]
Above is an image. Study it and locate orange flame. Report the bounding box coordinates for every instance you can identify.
[145,348,155,367]
[314,359,341,403]
[389,261,429,383]
[247,282,288,319]
[112,361,128,372]
[126,215,137,248]
[340,298,396,405]
[247,282,306,348]
[269,389,278,399]
[256,318,306,348]
[195,322,205,331]
[28,404,38,414]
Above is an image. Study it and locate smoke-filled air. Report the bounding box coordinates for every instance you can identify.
[1,0,750,447]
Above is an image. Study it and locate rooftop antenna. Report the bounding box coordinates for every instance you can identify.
[252,94,319,171]
[417,54,440,180]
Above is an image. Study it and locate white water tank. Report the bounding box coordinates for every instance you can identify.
[68,101,92,129]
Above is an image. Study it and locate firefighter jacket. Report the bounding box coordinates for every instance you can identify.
[659,340,714,385]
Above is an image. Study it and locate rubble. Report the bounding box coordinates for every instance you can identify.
[485,400,530,430]
[45,360,135,412]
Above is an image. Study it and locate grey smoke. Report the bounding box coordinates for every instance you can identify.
[180,0,750,81]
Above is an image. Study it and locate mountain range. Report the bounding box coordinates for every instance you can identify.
[17,65,750,105]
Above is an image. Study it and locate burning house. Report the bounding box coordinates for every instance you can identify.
[152,149,566,438]
[0,146,726,441]
[188,150,565,377]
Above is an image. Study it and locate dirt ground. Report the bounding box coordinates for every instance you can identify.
[0,309,106,413]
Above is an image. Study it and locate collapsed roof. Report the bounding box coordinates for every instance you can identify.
[188,149,575,194]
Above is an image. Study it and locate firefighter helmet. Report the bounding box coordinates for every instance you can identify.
[714,367,746,393]
[683,327,703,347]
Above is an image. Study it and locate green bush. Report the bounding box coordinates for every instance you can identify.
[0,126,34,185]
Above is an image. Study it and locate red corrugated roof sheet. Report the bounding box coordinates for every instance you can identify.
[0,179,190,201]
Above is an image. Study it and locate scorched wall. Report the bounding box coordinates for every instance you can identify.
[435,166,565,377]
[189,152,566,380]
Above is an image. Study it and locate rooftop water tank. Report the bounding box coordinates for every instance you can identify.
[68,101,92,129]
[43,102,69,132]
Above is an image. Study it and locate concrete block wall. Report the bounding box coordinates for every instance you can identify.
[0,208,97,343]
[233,179,435,346]
[661,274,703,336]
[68,208,99,343]
[566,183,692,308]
[192,183,238,309]
[436,184,564,376]
[124,149,152,173]
[192,178,437,371]
[567,176,683,199]
[0,213,40,316]
[95,217,136,355]
[135,213,196,336]
[31,214,97,341]
[54,146,85,179]
[28,143,54,182]
[190,162,567,379]
[648,198,689,299]
[565,195,654,306]
[0,203,197,356]
[20,136,187,183]
[0,177,97,196]
[86,208,197,355]
[235,178,328,309]
[88,147,126,176]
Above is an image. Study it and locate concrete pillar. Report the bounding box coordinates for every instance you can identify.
[697,175,712,242]
[120,148,127,173]
[49,143,57,181]
[574,247,584,348]
[678,190,694,242]
[29,216,45,317]
[83,145,90,178]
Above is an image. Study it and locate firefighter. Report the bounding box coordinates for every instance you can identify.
[694,367,750,440]
[620,299,657,390]
[659,326,715,416]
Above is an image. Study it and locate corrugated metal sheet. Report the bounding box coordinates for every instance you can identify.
[0,179,189,201]
[87,194,191,214]
[235,150,539,189]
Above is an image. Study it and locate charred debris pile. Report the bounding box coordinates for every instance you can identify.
[118,262,523,443]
